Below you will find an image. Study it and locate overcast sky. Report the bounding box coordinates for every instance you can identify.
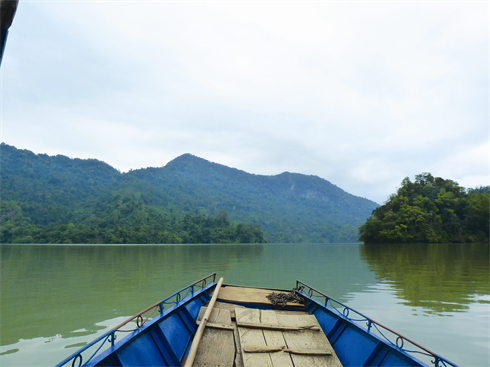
[1,0,488,204]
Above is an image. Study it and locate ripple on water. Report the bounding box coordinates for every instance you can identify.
[0,316,130,367]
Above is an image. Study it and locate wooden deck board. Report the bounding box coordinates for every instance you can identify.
[192,288,342,367]
[232,316,245,367]
[193,307,235,367]
[235,308,273,367]
[261,310,295,367]
[218,286,304,308]
[236,307,343,367]
[276,313,343,367]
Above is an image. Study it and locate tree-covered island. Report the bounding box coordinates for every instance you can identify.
[358,173,489,244]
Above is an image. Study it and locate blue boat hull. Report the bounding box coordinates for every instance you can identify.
[90,285,211,366]
[56,274,458,367]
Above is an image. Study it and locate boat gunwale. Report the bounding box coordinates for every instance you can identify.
[296,280,460,367]
[55,273,217,367]
[55,275,461,367]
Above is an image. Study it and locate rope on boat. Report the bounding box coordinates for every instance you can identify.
[267,288,305,309]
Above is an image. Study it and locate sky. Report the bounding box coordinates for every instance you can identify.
[1,0,488,204]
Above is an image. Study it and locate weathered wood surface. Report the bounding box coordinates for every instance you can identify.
[193,307,235,367]
[236,320,321,331]
[191,293,342,367]
[217,286,304,308]
[275,312,342,367]
[284,349,332,356]
[243,346,331,355]
[232,314,245,367]
[213,301,246,314]
[235,308,275,367]
[259,309,295,367]
[196,320,234,330]
[235,308,343,367]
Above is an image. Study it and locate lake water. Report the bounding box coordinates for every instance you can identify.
[1,243,488,366]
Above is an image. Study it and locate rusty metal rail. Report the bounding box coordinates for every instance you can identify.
[114,272,217,332]
[56,273,217,367]
[296,280,458,367]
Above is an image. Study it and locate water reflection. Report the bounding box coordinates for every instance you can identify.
[359,243,490,314]
[0,316,129,367]
[0,244,264,346]
[1,243,488,367]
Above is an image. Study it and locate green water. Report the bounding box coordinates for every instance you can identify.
[0,243,488,366]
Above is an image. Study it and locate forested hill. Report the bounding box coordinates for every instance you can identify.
[1,143,378,243]
[358,173,489,243]
[126,153,379,242]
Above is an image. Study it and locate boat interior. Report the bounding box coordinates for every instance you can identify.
[187,285,343,367]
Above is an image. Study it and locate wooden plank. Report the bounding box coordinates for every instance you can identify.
[218,286,303,308]
[232,318,245,367]
[193,307,235,367]
[235,308,273,367]
[196,320,234,330]
[260,310,294,367]
[213,301,246,313]
[243,346,285,353]
[235,307,342,367]
[242,346,331,355]
[276,312,343,367]
[210,302,245,366]
[285,348,332,356]
[236,321,321,331]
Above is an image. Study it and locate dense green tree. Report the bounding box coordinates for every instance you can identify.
[468,185,490,194]
[359,173,489,243]
[0,196,266,244]
[463,192,490,241]
[1,143,378,243]
[0,201,39,243]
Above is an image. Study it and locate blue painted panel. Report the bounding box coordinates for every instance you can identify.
[362,342,388,367]
[116,333,166,367]
[333,323,379,367]
[103,360,121,367]
[93,352,121,367]
[312,306,341,335]
[158,312,192,360]
[380,351,422,367]
[185,294,209,320]
[178,306,198,335]
[149,327,181,366]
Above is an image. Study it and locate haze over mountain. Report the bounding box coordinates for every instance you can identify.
[1,143,379,243]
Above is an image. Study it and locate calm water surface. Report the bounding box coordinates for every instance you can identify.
[1,243,488,366]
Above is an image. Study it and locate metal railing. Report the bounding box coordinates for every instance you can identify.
[295,280,459,367]
[56,273,217,367]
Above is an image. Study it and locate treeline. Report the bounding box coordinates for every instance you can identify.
[1,143,379,243]
[358,173,489,243]
[0,195,266,244]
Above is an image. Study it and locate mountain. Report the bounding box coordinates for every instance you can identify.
[0,143,379,243]
[0,143,125,226]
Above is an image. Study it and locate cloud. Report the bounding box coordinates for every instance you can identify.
[1,1,487,204]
